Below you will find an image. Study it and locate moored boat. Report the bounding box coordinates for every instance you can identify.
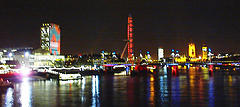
[0,78,13,88]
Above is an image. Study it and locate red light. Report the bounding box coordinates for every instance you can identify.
[127,15,134,63]
[209,65,213,72]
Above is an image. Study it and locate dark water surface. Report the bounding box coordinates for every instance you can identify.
[1,66,240,107]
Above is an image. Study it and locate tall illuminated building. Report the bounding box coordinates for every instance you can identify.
[127,14,134,63]
[158,48,164,60]
[202,44,208,61]
[40,23,61,55]
[188,43,196,58]
[40,24,51,51]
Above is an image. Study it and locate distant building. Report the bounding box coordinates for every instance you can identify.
[0,47,33,64]
[86,51,123,65]
[171,49,175,57]
[0,47,65,67]
[31,55,65,67]
[158,48,164,60]
[188,43,196,58]
[40,23,61,55]
[145,51,152,62]
[202,44,208,61]
[0,48,33,68]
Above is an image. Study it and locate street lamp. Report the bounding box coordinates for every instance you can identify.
[8,53,13,57]
[25,52,30,57]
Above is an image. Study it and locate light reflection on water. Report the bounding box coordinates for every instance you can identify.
[20,77,32,107]
[208,76,214,107]
[92,76,100,107]
[5,88,13,107]
[1,66,240,106]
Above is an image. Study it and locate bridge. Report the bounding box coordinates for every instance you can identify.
[1,60,240,80]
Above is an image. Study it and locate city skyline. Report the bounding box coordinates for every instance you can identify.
[0,0,239,59]
[1,1,240,106]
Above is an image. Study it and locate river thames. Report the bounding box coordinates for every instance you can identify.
[1,66,240,107]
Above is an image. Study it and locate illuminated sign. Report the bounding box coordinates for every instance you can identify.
[49,24,60,55]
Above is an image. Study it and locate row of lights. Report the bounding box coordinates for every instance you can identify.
[8,52,30,57]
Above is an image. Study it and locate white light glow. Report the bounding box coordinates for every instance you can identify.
[158,48,164,60]
[25,52,30,57]
[5,88,13,107]
[92,76,99,107]
[20,66,31,76]
[8,53,13,57]
[20,77,32,107]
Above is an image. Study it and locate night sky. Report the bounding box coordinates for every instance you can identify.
[0,0,239,59]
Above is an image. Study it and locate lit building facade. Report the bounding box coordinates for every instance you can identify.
[0,48,33,65]
[41,23,61,55]
[32,55,65,67]
[0,48,65,68]
[202,45,208,61]
[188,43,196,58]
[158,48,164,60]
[40,24,51,51]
